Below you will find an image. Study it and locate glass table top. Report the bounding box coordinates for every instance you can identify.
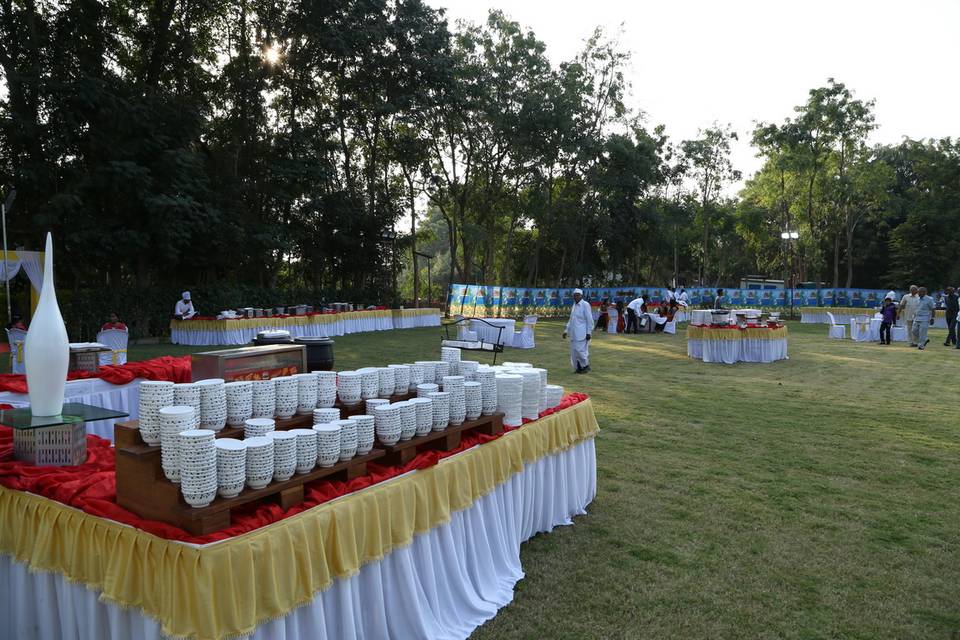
[0,403,129,430]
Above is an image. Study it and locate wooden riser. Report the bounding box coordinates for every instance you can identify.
[113,391,504,536]
[378,413,505,466]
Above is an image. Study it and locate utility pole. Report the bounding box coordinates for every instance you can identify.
[2,189,16,323]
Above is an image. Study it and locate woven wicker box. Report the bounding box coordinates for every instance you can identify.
[12,423,87,466]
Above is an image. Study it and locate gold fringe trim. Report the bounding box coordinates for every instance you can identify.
[0,399,599,640]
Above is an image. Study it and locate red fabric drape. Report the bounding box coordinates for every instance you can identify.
[0,356,191,394]
[0,393,588,544]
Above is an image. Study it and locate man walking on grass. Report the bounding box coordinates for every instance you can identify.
[899,285,920,346]
[563,288,592,373]
[912,286,936,350]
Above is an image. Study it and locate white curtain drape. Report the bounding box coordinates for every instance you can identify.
[18,250,44,293]
[0,257,21,283]
[0,437,597,640]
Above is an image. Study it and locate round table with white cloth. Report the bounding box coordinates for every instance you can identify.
[687,325,789,364]
[851,317,910,343]
[469,318,516,347]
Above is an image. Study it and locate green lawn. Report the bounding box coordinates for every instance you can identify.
[19,322,960,638]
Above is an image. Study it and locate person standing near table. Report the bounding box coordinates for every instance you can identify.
[626,295,644,334]
[898,285,920,346]
[174,291,197,320]
[944,287,959,346]
[101,312,128,331]
[714,288,726,310]
[563,288,592,373]
[878,296,896,345]
[595,299,610,331]
[912,286,936,350]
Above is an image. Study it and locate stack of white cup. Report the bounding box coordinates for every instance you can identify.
[197,378,227,431]
[442,375,466,425]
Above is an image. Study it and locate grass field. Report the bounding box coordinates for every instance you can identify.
[46,321,960,638]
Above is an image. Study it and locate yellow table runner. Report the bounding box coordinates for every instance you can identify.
[0,399,598,640]
[687,325,789,341]
[170,308,441,333]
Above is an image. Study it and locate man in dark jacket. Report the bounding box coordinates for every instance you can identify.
[946,286,960,346]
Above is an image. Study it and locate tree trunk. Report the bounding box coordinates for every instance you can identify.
[845,224,855,288]
[408,177,419,307]
[832,233,840,287]
[502,216,517,283]
[701,206,710,284]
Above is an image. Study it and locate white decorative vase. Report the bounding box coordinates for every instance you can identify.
[24,233,70,416]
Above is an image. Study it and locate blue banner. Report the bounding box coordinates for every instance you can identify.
[447,284,900,317]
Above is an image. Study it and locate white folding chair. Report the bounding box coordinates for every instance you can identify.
[513,315,537,349]
[606,308,619,334]
[96,328,129,365]
[827,312,846,340]
[6,328,27,374]
[663,320,677,335]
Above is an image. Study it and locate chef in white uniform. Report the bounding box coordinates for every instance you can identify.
[563,288,593,373]
[174,291,197,320]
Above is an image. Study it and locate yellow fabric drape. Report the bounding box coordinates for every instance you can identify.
[687,325,789,341]
[0,399,598,640]
[170,308,440,333]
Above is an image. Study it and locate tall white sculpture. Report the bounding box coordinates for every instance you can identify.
[24,233,69,416]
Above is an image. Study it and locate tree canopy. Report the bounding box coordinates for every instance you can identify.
[2,2,958,321]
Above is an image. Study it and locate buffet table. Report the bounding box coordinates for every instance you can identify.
[171,308,442,346]
[687,325,789,364]
[469,318,516,347]
[0,397,598,640]
[0,378,140,440]
[802,306,948,329]
[0,356,189,440]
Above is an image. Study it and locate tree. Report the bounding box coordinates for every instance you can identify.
[681,124,741,285]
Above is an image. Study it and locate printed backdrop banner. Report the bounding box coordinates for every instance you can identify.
[447,284,901,317]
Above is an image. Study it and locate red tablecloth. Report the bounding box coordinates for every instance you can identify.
[0,355,191,394]
[0,393,588,544]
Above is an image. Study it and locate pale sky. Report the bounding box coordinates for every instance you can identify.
[425,0,960,192]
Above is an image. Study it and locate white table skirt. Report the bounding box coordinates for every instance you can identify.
[691,338,788,364]
[801,310,858,325]
[850,318,910,342]
[171,313,441,347]
[802,310,947,329]
[470,319,516,347]
[850,318,880,342]
[0,378,139,440]
[0,437,597,640]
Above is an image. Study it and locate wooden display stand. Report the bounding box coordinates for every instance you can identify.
[115,390,416,535]
[379,413,504,466]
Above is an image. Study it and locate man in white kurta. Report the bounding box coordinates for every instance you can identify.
[898,285,919,346]
[563,289,593,373]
